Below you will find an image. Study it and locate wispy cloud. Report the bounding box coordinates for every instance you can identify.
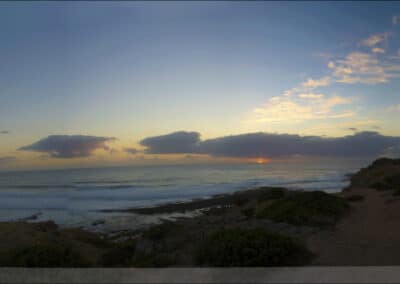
[328,52,400,84]
[251,28,400,128]
[361,32,390,47]
[301,76,331,88]
[372,47,385,54]
[0,131,9,134]
[298,93,324,99]
[393,15,399,25]
[18,135,116,158]
[252,94,353,123]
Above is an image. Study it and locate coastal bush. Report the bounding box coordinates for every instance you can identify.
[0,243,88,267]
[257,188,286,203]
[346,195,365,202]
[256,191,349,226]
[101,240,136,267]
[131,252,177,267]
[393,189,400,196]
[240,207,255,219]
[195,228,313,266]
[385,174,400,187]
[371,182,389,191]
[62,228,110,248]
[233,197,249,207]
[143,222,182,241]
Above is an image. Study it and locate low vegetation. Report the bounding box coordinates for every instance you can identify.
[372,182,390,191]
[233,197,249,207]
[240,207,255,219]
[101,240,137,267]
[195,228,313,266]
[256,191,349,226]
[0,243,88,267]
[257,187,286,203]
[131,252,177,267]
[346,195,365,202]
[142,222,183,241]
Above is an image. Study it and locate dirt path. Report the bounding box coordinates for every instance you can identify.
[307,187,400,265]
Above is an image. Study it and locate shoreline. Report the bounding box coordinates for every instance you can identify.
[1,158,400,266]
[99,186,291,215]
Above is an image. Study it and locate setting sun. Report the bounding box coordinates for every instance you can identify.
[256,158,269,164]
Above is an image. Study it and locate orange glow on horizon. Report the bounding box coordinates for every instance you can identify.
[255,158,270,164]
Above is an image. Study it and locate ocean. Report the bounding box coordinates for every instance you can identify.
[0,158,373,232]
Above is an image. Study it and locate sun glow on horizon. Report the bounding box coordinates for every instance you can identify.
[256,158,270,164]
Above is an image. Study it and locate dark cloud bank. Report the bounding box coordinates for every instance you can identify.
[18,131,400,160]
[140,131,400,158]
[124,147,138,155]
[140,131,200,154]
[19,135,116,158]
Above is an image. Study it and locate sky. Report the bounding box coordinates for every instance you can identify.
[2,1,400,170]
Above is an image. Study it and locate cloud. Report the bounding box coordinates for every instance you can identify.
[393,16,399,25]
[298,93,324,99]
[372,47,385,54]
[361,32,389,47]
[124,147,139,155]
[141,131,400,159]
[252,95,353,123]
[199,131,400,158]
[0,156,16,166]
[348,127,358,132]
[387,104,400,112]
[103,145,118,155]
[18,135,116,158]
[140,131,200,154]
[301,77,331,88]
[328,52,398,84]
[0,131,9,134]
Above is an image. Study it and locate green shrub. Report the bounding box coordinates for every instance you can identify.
[346,195,365,202]
[257,188,286,203]
[240,207,255,219]
[256,191,348,226]
[195,228,313,266]
[0,243,88,267]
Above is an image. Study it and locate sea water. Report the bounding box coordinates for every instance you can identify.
[0,158,372,232]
